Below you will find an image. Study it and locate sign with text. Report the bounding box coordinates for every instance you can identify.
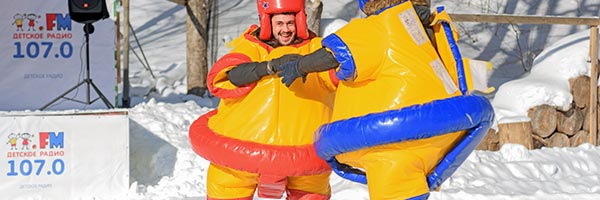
[0,111,129,199]
[0,0,116,111]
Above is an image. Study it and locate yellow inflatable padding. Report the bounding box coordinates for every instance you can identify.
[431,9,494,94]
[210,27,269,92]
[430,9,459,40]
[209,34,336,146]
[329,2,460,120]
[211,64,240,92]
[324,2,471,198]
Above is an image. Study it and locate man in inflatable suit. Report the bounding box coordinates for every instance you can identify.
[277,0,487,199]
[188,0,338,199]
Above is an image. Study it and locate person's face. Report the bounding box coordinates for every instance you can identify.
[271,13,296,46]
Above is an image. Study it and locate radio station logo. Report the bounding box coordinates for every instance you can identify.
[11,13,72,39]
[9,12,75,60]
[12,13,71,32]
[4,132,67,177]
[5,132,65,157]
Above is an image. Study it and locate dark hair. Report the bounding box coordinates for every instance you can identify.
[269,12,296,21]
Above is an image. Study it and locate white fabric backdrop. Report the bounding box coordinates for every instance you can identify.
[0,0,116,111]
[0,111,129,199]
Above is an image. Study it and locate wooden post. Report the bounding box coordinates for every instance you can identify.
[590,25,599,145]
[186,0,208,96]
[122,0,130,108]
[116,12,121,83]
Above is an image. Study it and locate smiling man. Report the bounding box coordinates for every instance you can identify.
[188,0,339,200]
[270,13,297,46]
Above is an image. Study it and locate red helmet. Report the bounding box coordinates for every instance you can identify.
[256,0,308,41]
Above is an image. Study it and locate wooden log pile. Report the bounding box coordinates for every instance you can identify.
[477,75,598,151]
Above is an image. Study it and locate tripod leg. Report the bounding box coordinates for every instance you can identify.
[39,81,87,110]
[89,80,115,109]
[40,23,116,110]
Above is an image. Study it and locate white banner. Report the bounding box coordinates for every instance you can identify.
[0,111,129,199]
[0,0,116,111]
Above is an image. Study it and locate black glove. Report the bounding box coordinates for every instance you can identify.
[269,54,302,72]
[277,59,304,87]
[276,48,339,87]
[227,54,301,86]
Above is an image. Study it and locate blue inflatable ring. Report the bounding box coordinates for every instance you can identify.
[314,94,494,190]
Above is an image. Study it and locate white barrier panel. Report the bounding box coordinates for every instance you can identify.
[0,0,116,111]
[0,111,129,199]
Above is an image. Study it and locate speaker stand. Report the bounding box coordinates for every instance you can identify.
[40,23,114,110]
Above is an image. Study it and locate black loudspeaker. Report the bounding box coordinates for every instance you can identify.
[68,0,109,24]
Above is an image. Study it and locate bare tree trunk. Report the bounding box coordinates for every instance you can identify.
[305,0,323,36]
[186,0,208,96]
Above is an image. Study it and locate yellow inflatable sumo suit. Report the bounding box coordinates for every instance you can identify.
[292,1,494,199]
[331,3,461,199]
[188,4,338,199]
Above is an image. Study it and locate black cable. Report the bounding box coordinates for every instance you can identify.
[130,44,154,78]
[128,23,156,78]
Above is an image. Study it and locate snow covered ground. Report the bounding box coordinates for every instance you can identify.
[6,0,600,199]
[119,0,600,199]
